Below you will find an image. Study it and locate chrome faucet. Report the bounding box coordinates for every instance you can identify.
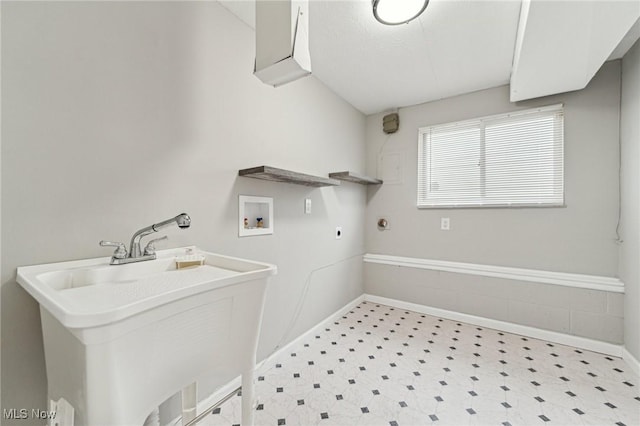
[100,213,191,265]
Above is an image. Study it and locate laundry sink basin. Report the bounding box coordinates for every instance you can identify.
[18,246,275,329]
[17,247,276,426]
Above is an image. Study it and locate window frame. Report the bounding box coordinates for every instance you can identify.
[417,104,565,209]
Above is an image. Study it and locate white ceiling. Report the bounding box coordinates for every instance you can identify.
[220,0,640,115]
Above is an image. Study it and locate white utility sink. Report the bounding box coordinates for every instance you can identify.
[17,246,276,426]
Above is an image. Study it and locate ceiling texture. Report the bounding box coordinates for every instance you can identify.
[220,0,640,115]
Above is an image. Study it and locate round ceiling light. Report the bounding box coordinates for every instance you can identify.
[372,0,429,25]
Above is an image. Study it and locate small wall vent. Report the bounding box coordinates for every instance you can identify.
[383,113,399,134]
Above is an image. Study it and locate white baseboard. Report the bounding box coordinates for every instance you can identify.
[364,294,624,358]
[257,294,365,368]
[169,292,637,426]
[167,378,243,426]
[364,253,624,293]
[169,295,366,426]
[622,347,640,377]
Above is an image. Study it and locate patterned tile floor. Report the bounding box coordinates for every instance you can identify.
[200,302,640,426]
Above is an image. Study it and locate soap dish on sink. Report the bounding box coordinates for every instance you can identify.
[175,254,205,269]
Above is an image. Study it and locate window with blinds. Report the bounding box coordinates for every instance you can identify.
[417,104,564,208]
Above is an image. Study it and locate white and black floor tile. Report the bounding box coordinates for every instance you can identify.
[199,302,640,426]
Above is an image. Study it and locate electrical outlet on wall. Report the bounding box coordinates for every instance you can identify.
[305,198,312,214]
[441,217,450,231]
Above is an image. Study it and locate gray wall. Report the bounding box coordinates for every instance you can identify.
[0,1,365,421]
[364,265,624,343]
[364,61,624,342]
[620,40,640,360]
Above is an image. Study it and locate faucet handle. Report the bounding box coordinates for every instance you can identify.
[100,240,127,259]
[144,236,168,256]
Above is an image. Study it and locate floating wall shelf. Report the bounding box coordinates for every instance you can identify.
[329,171,383,185]
[239,166,340,187]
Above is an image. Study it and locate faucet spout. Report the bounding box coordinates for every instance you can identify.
[129,213,191,258]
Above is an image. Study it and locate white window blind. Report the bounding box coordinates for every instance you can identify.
[417,104,564,208]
